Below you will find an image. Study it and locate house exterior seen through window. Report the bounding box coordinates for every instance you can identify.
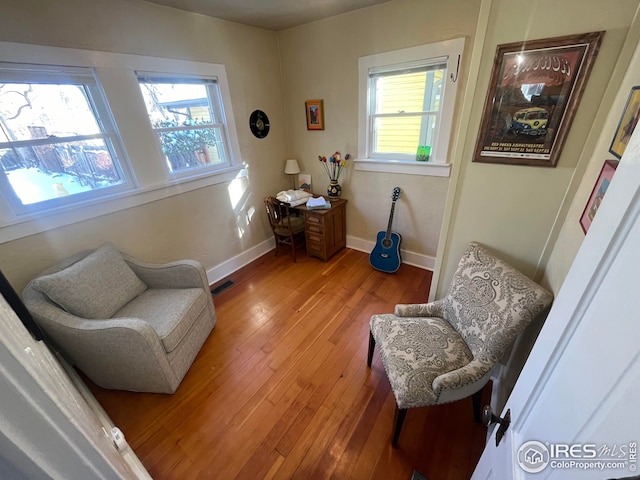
[0,68,130,211]
[0,43,244,243]
[369,63,445,160]
[138,76,230,177]
[358,38,464,176]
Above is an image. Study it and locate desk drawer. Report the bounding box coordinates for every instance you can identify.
[306,232,323,245]
[306,214,323,225]
[305,222,324,234]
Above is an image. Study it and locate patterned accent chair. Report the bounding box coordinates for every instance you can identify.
[368,242,553,446]
[23,242,216,394]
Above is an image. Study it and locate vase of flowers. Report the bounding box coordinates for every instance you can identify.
[327,180,342,199]
[319,152,349,200]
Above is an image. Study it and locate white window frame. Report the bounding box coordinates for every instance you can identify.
[0,42,244,243]
[357,38,464,177]
[0,64,136,214]
[137,73,233,181]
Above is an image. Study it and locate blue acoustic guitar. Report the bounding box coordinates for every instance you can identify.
[369,187,402,273]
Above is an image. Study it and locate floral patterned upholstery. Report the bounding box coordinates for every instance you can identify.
[370,315,473,408]
[369,242,553,411]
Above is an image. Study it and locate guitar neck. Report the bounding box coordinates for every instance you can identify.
[384,201,397,240]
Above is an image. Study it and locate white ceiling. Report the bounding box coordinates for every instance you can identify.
[138,0,391,31]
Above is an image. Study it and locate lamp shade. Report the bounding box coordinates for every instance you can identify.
[284,159,301,174]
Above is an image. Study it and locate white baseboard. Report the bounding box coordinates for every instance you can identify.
[206,237,275,286]
[206,235,434,286]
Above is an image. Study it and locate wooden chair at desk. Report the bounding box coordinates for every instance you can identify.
[264,196,306,262]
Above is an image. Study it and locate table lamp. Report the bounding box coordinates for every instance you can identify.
[284,159,300,189]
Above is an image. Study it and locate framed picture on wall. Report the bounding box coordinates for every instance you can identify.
[473,31,604,167]
[609,86,640,159]
[305,99,324,130]
[580,159,619,234]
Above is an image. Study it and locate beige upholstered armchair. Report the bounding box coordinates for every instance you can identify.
[368,242,553,446]
[23,242,216,394]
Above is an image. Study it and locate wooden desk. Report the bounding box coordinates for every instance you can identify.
[295,198,347,262]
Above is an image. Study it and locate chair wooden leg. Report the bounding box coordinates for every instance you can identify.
[367,331,375,367]
[392,406,407,447]
[472,388,483,424]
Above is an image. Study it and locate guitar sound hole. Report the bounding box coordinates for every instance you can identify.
[382,239,392,248]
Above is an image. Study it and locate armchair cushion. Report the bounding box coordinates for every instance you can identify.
[115,288,209,353]
[370,313,473,409]
[31,242,147,319]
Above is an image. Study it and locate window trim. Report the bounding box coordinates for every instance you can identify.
[0,41,244,243]
[136,73,233,181]
[357,38,464,177]
[0,66,136,214]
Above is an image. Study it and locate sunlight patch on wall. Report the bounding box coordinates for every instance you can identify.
[228,169,248,209]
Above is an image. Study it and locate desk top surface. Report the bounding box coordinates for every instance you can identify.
[294,197,347,213]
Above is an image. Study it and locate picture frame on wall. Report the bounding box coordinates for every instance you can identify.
[580,159,619,234]
[305,99,324,130]
[473,31,604,167]
[609,86,640,159]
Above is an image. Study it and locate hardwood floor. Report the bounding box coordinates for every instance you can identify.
[90,248,488,479]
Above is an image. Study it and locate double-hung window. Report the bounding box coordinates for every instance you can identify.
[0,64,131,213]
[0,41,244,243]
[358,38,464,176]
[137,75,231,178]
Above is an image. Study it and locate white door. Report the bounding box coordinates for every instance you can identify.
[472,118,640,478]
[0,294,152,479]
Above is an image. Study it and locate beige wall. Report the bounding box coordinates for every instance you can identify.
[0,0,289,291]
[544,22,640,293]
[278,0,482,261]
[435,0,640,297]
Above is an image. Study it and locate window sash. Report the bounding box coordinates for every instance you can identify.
[358,38,464,174]
[0,66,133,213]
[367,65,445,161]
[0,42,245,242]
[137,75,232,178]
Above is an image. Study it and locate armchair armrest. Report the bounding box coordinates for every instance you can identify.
[29,301,179,393]
[432,357,494,395]
[122,255,209,290]
[394,299,444,317]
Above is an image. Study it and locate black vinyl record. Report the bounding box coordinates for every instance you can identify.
[249,110,270,138]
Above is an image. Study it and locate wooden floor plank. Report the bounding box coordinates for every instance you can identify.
[89,248,487,479]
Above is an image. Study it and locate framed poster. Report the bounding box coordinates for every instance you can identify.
[609,86,640,159]
[580,159,619,233]
[473,31,604,167]
[305,99,324,130]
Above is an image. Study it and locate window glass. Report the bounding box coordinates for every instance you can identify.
[370,68,446,158]
[0,79,127,207]
[369,64,445,160]
[0,44,244,242]
[358,39,464,175]
[138,77,229,175]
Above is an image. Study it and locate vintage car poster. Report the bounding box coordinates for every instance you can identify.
[473,32,603,167]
